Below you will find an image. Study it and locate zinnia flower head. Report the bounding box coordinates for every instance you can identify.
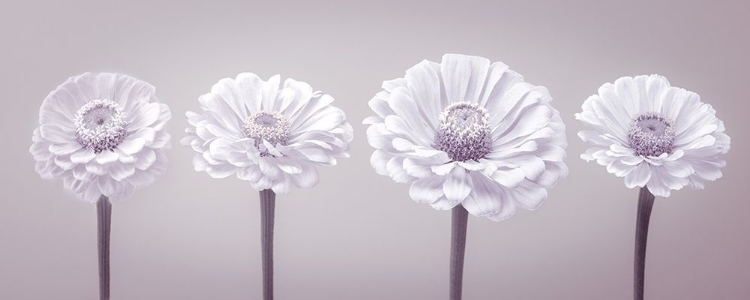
[364,54,568,221]
[181,73,353,194]
[30,72,172,202]
[576,75,731,197]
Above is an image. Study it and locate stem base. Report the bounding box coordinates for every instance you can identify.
[450,205,469,300]
[634,187,655,300]
[260,189,276,300]
[97,195,111,300]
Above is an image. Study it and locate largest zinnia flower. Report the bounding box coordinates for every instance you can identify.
[364,54,568,221]
[29,72,171,300]
[364,54,567,300]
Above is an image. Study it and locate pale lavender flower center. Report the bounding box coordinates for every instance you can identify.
[244,111,290,155]
[628,112,676,157]
[435,101,492,162]
[74,99,128,153]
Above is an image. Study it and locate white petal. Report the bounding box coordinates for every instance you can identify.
[192,155,209,172]
[277,159,302,174]
[512,181,548,210]
[403,158,433,178]
[128,102,160,131]
[271,179,292,195]
[489,168,525,188]
[209,138,239,161]
[116,149,136,163]
[493,105,551,146]
[127,171,155,187]
[236,166,262,182]
[613,75,640,119]
[40,125,73,144]
[477,62,513,108]
[430,196,462,210]
[118,137,146,154]
[291,162,319,189]
[662,160,694,178]
[431,162,456,176]
[211,77,248,120]
[385,157,411,183]
[370,150,390,176]
[135,150,157,170]
[260,75,280,111]
[206,164,236,178]
[404,60,442,129]
[409,176,446,204]
[443,168,471,203]
[151,131,171,149]
[98,176,120,196]
[109,163,135,181]
[392,137,417,152]
[49,143,82,156]
[624,163,651,188]
[461,173,504,219]
[70,148,96,164]
[96,150,119,164]
[235,72,264,112]
[30,141,53,161]
[259,158,281,178]
[440,54,490,104]
[86,161,107,175]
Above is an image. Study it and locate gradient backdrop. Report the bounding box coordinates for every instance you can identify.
[1,1,748,299]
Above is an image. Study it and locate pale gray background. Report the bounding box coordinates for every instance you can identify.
[1,0,748,299]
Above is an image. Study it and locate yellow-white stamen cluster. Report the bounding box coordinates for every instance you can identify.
[244,111,290,156]
[628,112,676,157]
[435,101,492,162]
[74,99,128,153]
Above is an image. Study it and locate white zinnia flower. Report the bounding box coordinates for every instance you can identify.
[181,73,353,194]
[30,72,172,202]
[576,75,731,197]
[364,54,568,221]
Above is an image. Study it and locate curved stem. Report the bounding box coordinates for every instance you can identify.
[97,195,111,300]
[634,187,655,300]
[450,205,469,300]
[259,189,276,300]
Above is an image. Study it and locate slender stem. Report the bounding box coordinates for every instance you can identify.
[450,205,469,300]
[634,187,656,300]
[97,195,112,300]
[259,189,276,300]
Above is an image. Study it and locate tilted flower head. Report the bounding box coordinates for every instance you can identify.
[576,75,731,197]
[30,73,172,202]
[181,73,353,194]
[364,54,568,221]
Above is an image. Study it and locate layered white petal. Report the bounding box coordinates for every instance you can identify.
[30,72,171,203]
[364,54,568,221]
[577,74,730,197]
[183,73,352,194]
